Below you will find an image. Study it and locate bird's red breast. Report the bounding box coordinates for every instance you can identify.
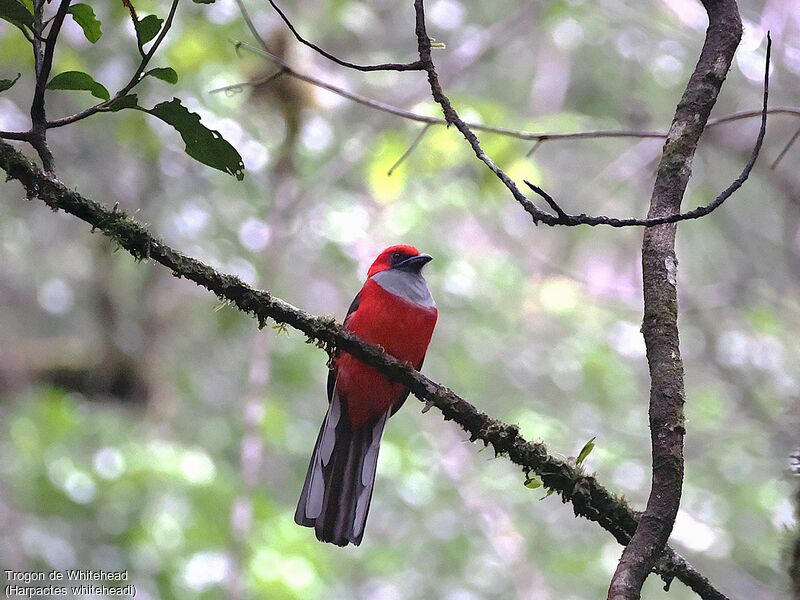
[336,278,437,430]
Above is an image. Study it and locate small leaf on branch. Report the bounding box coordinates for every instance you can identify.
[135,14,163,46]
[524,476,543,489]
[107,94,140,112]
[146,98,245,180]
[0,73,21,93]
[540,488,555,501]
[0,0,34,30]
[144,67,178,84]
[47,71,110,101]
[68,3,102,43]
[576,436,596,466]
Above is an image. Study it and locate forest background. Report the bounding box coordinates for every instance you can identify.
[1,0,799,598]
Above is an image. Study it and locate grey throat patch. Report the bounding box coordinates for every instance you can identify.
[371,269,435,308]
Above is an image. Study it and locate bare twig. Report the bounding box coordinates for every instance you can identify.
[234,0,271,53]
[523,34,770,229]
[0,131,33,142]
[607,1,743,598]
[387,123,431,175]
[209,69,285,96]
[525,139,543,157]
[771,124,800,170]
[265,0,423,72]
[0,137,728,600]
[245,0,771,230]
[410,0,553,223]
[229,40,793,146]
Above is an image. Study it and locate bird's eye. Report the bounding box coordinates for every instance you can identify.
[391,252,403,263]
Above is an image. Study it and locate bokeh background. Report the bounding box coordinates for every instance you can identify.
[1,0,799,598]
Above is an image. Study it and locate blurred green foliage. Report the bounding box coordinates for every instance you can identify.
[1,0,799,599]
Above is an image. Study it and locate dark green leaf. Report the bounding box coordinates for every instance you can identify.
[144,67,178,85]
[0,73,21,93]
[107,94,140,112]
[147,98,244,180]
[135,14,163,46]
[0,0,34,29]
[67,4,102,43]
[47,71,110,101]
[576,436,596,466]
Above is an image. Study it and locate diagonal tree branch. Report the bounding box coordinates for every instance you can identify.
[607,1,743,598]
[410,0,553,223]
[0,137,728,600]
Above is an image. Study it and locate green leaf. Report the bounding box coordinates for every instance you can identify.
[107,94,140,112]
[147,98,244,180]
[47,71,110,101]
[144,67,178,85]
[576,436,596,466]
[524,476,542,490]
[540,488,555,501]
[135,14,163,46]
[0,73,21,93]
[67,4,102,43]
[0,0,34,29]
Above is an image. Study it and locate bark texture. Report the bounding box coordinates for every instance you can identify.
[607,2,742,599]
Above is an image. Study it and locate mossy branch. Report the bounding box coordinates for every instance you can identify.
[0,138,727,599]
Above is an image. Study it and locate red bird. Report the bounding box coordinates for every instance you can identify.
[295,244,438,546]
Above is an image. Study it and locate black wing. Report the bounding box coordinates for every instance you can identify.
[389,355,425,417]
[327,290,362,403]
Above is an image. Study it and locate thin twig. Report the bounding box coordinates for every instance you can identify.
[387,123,431,175]
[265,0,423,72]
[234,0,270,53]
[411,0,552,223]
[771,124,800,170]
[209,69,286,96]
[244,0,771,231]
[0,137,728,600]
[525,139,543,157]
[230,40,795,145]
[523,34,771,229]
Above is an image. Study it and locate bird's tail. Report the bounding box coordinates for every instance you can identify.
[294,393,388,546]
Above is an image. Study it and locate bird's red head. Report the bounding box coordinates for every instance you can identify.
[367,244,433,278]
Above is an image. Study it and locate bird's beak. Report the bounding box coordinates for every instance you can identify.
[395,253,433,272]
